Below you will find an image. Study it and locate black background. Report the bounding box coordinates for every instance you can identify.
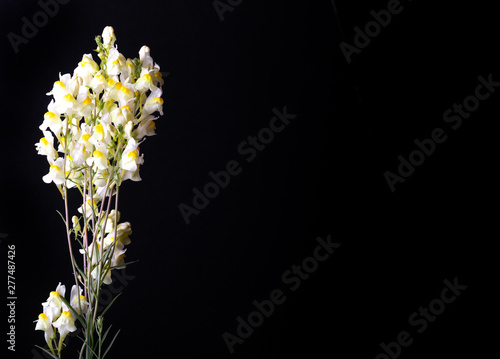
[0,0,497,358]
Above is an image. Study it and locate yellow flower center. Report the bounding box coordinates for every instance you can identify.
[128,150,138,159]
[95,123,104,135]
[93,150,104,158]
[153,97,164,104]
[82,134,91,141]
[40,137,49,146]
[62,311,72,319]
[120,86,132,96]
[45,112,57,120]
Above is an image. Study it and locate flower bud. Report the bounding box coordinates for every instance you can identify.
[102,26,116,48]
[72,216,81,232]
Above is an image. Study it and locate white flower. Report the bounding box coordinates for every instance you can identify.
[70,141,90,167]
[152,64,165,87]
[116,222,132,245]
[77,124,94,149]
[74,54,99,85]
[142,87,164,115]
[116,82,136,108]
[62,285,88,316]
[136,115,157,140]
[139,45,154,71]
[90,72,106,94]
[35,130,57,160]
[76,92,94,118]
[46,80,68,101]
[41,283,66,322]
[52,311,77,339]
[122,167,142,182]
[124,120,134,139]
[54,93,79,115]
[135,73,156,93]
[39,111,63,137]
[104,210,121,234]
[111,241,127,269]
[86,142,109,170]
[107,47,126,77]
[34,313,55,345]
[102,26,116,48]
[42,157,66,185]
[120,138,144,172]
[68,75,83,98]
[72,215,81,231]
[111,106,134,128]
[89,115,113,146]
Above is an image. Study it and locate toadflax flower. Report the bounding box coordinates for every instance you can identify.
[41,283,66,322]
[120,138,143,172]
[34,313,55,347]
[52,311,77,340]
[63,285,89,315]
[42,157,66,185]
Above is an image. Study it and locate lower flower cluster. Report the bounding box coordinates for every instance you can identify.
[35,283,88,355]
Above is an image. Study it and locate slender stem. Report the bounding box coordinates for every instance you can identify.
[83,169,88,299]
[91,180,114,337]
[64,187,80,293]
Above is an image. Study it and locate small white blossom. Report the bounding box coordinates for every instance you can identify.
[52,311,77,339]
[41,283,66,322]
[34,313,55,346]
[102,26,116,48]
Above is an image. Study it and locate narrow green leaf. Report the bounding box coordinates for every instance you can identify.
[55,209,67,226]
[100,292,122,317]
[35,345,59,359]
[102,329,121,359]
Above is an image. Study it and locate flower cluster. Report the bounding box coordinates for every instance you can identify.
[34,26,164,359]
[35,283,88,354]
[35,25,164,197]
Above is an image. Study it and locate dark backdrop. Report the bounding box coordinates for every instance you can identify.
[0,0,496,358]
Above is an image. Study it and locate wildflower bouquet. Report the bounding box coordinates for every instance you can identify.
[33,26,164,358]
